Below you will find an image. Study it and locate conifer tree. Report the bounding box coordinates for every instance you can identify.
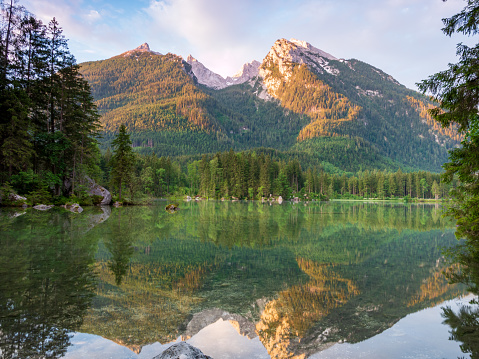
[110,124,135,201]
[418,0,479,242]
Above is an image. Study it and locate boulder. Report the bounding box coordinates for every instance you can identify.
[64,203,83,213]
[277,196,283,204]
[152,342,212,359]
[33,204,54,211]
[86,176,112,205]
[3,192,28,207]
[8,193,27,202]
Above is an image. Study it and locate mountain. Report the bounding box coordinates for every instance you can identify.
[186,55,260,89]
[79,40,460,172]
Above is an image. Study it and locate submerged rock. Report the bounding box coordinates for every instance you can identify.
[152,342,212,359]
[33,204,54,211]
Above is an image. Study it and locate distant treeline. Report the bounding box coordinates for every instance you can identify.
[99,149,453,202]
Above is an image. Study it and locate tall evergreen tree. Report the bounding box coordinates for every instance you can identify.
[110,124,135,201]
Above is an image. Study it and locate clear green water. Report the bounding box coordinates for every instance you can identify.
[0,201,466,358]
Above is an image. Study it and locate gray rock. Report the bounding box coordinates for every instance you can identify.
[8,193,27,202]
[33,204,54,211]
[64,203,83,213]
[152,342,212,359]
[86,176,112,205]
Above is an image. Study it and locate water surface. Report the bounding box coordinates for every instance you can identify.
[0,201,468,358]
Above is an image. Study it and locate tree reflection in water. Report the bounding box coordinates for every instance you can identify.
[0,210,98,359]
[443,241,479,359]
[106,208,135,285]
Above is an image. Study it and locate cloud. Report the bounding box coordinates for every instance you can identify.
[20,0,477,89]
[83,9,101,23]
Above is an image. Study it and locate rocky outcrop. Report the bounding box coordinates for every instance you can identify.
[225,60,261,86]
[1,192,28,207]
[186,55,228,90]
[152,342,212,359]
[86,176,111,205]
[122,43,162,57]
[186,56,260,90]
[259,38,339,97]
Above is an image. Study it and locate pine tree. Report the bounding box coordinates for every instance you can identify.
[110,124,135,201]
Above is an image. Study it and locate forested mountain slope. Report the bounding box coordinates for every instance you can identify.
[79,40,460,173]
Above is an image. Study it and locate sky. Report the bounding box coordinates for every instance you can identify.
[21,0,476,90]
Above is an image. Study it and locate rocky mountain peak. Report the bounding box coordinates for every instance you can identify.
[135,43,151,52]
[186,54,197,63]
[259,38,340,96]
[186,57,260,90]
[289,38,337,60]
[225,60,261,86]
[121,43,162,57]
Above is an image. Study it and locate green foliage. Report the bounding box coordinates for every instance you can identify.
[10,170,40,195]
[28,186,53,205]
[417,2,479,357]
[109,124,135,201]
[106,148,452,201]
[0,4,101,198]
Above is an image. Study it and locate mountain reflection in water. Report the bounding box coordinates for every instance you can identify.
[0,202,469,358]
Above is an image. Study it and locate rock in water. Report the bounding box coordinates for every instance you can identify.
[152,342,212,359]
[86,176,112,205]
[64,203,83,213]
[165,204,179,213]
[33,204,54,211]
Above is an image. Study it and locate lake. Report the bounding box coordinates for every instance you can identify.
[0,201,471,358]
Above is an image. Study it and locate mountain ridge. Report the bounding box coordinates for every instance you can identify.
[79,38,459,172]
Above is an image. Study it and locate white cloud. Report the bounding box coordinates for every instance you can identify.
[20,0,478,89]
[84,9,101,23]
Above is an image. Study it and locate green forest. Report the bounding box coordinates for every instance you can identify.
[0,1,100,202]
[0,0,461,207]
[98,144,451,203]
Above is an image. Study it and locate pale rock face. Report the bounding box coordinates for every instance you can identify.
[122,42,162,57]
[187,56,260,90]
[225,60,261,86]
[259,38,340,97]
[186,55,229,89]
